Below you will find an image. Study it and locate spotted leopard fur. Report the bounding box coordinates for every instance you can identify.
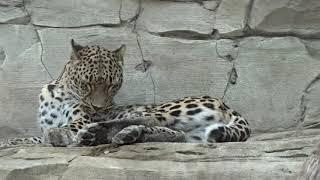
[0,40,251,147]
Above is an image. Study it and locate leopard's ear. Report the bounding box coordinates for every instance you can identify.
[114,44,126,66]
[70,39,83,60]
[114,44,126,56]
[71,39,83,52]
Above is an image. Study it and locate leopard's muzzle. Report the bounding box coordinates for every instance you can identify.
[86,83,113,109]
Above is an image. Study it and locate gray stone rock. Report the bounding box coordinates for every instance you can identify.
[137,0,215,35]
[216,39,239,61]
[303,40,320,60]
[249,0,320,36]
[105,132,319,162]
[249,129,320,141]
[0,130,317,180]
[202,0,219,11]
[0,126,23,140]
[0,0,23,7]
[0,6,29,24]
[303,74,320,129]
[139,32,231,103]
[0,0,28,24]
[299,40,320,129]
[26,0,121,27]
[0,25,49,139]
[120,0,140,22]
[215,0,250,36]
[225,36,320,132]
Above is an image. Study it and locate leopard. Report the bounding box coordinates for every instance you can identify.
[0,39,126,147]
[0,40,251,148]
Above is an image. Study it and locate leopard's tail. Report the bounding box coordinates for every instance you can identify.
[0,136,43,149]
[205,100,251,143]
[206,114,251,143]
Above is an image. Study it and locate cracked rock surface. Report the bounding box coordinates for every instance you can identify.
[25,0,122,27]
[0,1,319,178]
[249,0,320,36]
[137,0,215,35]
[0,129,319,179]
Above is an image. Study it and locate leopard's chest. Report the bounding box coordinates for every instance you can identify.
[38,84,78,132]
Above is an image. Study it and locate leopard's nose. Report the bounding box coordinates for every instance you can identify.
[92,105,103,111]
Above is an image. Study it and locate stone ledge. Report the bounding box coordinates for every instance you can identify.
[0,129,318,180]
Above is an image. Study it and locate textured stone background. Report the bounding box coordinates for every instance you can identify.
[0,0,319,139]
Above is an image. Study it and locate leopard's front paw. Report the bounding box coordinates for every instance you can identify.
[44,128,75,147]
[76,123,99,146]
[76,122,114,146]
[112,125,143,145]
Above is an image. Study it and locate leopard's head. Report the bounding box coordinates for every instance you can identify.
[60,39,126,109]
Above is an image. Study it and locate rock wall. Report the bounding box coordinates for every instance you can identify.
[0,0,319,138]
